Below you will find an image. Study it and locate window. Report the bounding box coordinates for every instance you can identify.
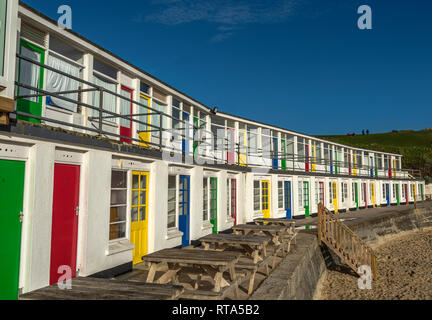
[361,184,364,201]
[140,82,150,95]
[167,176,177,229]
[248,126,258,156]
[315,182,319,205]
[46,54,81,113]
[227,179,237,219]
[151,99,167,143]
[352,183,355,202]
[298,182,303,208]
[344,183,348,202]
[278,181,284,209]
[393,184,396,199]
[341,183,345,203]
[0,1,7,76]
[254,181,261,211]
[109,171,127,241]
[203,178,209,221]
[92,73,117,120]
[297,138,305,162]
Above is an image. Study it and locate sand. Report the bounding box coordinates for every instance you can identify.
[317,229,432,300]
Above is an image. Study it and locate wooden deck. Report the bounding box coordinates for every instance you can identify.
[19,277,184,300]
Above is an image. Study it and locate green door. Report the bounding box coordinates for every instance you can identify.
[0,160,25,300]
[355,183,359,209]
[16,40,45,124]
[281,139,287,171]
[210,178,218,234]
[304,182,310,218]
[420,184,424,201]
[396,184,400,205]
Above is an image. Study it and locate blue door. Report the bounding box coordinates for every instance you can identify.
[179,175,190,247]
[386,184,390,206]
[330,150,334,174]
[370,156,374,177]
[182,112,190,156]
[272,138,279,170]
[284,181,292,219]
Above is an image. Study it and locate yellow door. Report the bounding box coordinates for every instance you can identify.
[393,160,396,178]
[332,182,338,213]
[353,155,357,176]
[413,184,417,202]
[371,183,376,207]
[131,171,149,265]
[139,95,151,147]
[239,131,247,166]
[261,181,270,218]
[311,146,316,173]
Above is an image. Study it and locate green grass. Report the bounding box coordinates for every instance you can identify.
[317,129,432,182]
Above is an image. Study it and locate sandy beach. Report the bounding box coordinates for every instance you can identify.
[317,229,432,300]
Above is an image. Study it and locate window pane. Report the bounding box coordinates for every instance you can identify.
[109,223,126,241]
[111,190,127,206]
[133,175,139,189]
[132,191,139,206]
[112,171,127,189]
[110,206,126,224]
[131,207,139,222]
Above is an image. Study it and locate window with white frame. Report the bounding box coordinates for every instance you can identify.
[227,178,237,219]
[382,184,386,198]
[328,182,332,204]
[203,178,209,221]
[278,181,284,209]
[341,183,345,203]
[254,181,261,211]
[392,184,396,199]
[167,175,177,229]
[298,182,303,208]
[109,170,128,241]
[352,183,355,202]
[315,182,319,206]
[92,73,117,120]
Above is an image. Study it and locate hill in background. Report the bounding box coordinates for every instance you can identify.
[316,129,432,183]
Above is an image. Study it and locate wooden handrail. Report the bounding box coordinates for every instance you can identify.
[318,203,378,280]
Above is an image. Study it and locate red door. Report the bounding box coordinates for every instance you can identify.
[120,86,134,143]
[348,154,352,176]
[305,145,310,172]
[50,164,80,285]
[405,184,409,204]
[231,179,237,225]
[388,159,392,178]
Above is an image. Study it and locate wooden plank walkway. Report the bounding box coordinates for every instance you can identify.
[19,277,184,300]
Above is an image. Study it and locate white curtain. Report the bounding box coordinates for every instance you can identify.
[92,74,117,120]
[19,46,40,103]
[46,54,80,112]
[120,89,131,128]
[151,100,166,142]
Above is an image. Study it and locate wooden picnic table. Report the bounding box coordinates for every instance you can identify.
[19,277,184,300]
[142,249,241,296]
[254,218,298,252]
[199,234,271,264]
[199,233,272,295]
[232,224,286,246]
[254,218,296,232]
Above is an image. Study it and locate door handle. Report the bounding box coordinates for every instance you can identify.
[75,206,80,216]
[19,211,24,223]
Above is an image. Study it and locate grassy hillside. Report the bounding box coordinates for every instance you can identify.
[317,129,432,183]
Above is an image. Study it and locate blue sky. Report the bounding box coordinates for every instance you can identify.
[23,0,432,135]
